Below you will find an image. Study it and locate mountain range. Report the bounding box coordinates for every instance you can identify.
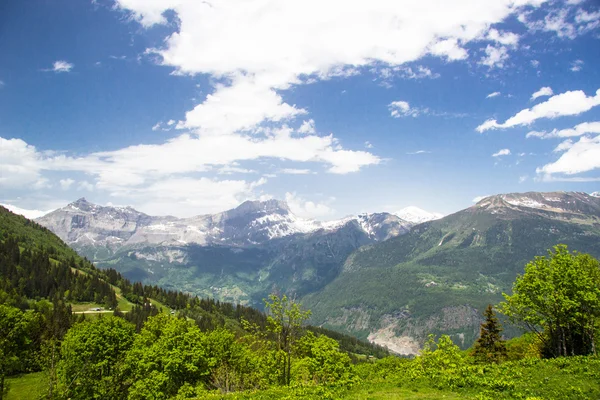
[33,191,600,354]
[36,198,433,305]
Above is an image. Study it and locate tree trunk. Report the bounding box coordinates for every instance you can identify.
[0,372,5,400]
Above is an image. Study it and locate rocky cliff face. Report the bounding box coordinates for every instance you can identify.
[37,198,413,252]
[36,197,414,307]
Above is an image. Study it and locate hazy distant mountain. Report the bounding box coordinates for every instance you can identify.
[37,197,413,251]
[37,197,413,304]
[303,191,600,354]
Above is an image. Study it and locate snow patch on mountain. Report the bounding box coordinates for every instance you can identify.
[37,198,414,252]
[394,206,443,224]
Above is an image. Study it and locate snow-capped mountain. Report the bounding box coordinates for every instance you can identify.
[591,191,600,198]
[473,191,600,220]
[0,203,53,220]
[37,198,413,251]
[394,206,443,224]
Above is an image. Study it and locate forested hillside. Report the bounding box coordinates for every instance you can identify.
[0,205,390,399]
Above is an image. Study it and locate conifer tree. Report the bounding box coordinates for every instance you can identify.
[472,304,507,363]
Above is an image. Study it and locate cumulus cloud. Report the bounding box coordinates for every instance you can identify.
[0,137,46,188]
[298,119,316,134]
[520,7,600,40]
[115,0,545,139]
[285,192,334,219]
[486,91,501,98]
[59,178,75,190]
[536,135,600,177]
[526,121,600,139]
[479,45,509,68]
[531,86,553,100]
[486,28,520,47]
[477,88,600,132]
[389,101,423,118]
[492,148,511,157]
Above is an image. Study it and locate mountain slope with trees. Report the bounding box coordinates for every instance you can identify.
[303,192,600,352]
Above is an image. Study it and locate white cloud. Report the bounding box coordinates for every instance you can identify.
[479,45,509,68]
[486,91,501,98]
[285,192,334,219]
[133,177,268,216]
[115,0,547,140]
[298,119,316,134]
[218,165,256,175]
[59,178,75,190]
[279,168,312,175]
[0,204,51,220]
[486,28,520,47]
[553,139,574,153]
[575,9,600,33]
[536,135,600,176]
[520,7,600,40]
[429,38,468,61]
[518,175,528,183]
[396,65,440,80]
[526,121,600,139]
[530,59,540,68]
[151,122,161,131]
[389,101,423,118]
[476,88,600,132]
[406,150,431,155]
[530,86,553,100]
[570,59,584,72]
[48,60,74,73]
[364,141,373,149]
[0,80,4,87]
[78,181,95,191]
[0,137,45,188]
[492,148,511,157]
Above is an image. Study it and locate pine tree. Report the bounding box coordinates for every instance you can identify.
[472,304,507,363]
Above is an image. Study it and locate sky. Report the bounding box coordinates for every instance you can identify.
[1,0,599,220]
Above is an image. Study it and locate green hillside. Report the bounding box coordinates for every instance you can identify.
[303,193,600,349]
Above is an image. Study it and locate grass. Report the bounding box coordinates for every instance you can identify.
[5,372,46,400]
[69,302,105,312]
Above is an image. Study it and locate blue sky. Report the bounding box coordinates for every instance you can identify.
[1,0,599,219]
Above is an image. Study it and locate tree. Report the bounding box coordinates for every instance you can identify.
[293,332,352,385]
[471,304,507,363]
[500,245,600,357]
[264,293,311,386]
[56,316,135,399]
[0,305,40,400]
[124,313,213,399]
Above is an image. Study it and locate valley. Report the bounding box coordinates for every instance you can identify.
[34,191,600,354]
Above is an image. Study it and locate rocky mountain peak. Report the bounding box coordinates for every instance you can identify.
[592,191,600,198]
[473,191,600,220]
[234,199,291,215]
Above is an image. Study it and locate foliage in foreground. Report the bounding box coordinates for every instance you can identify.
[500,244,600,357]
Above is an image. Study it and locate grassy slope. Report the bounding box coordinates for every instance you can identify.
[304,211,600,343]
[5,372,46,400]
